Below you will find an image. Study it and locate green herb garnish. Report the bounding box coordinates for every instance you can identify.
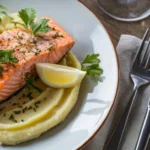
[28,106,32,110]
[12,103,17,106]
[30,18,51,35]
[24,72,42,93]
[34,101,41,108]
[18,8,36,29]
[14,8,51,35]
[34,49,41,55]
[13,110,21,115]
[0,5,13,21]
[0,50,18,64]
[81,54,103,76]
[0,107,5,112]
[48,44,53,51]
[22,107,27,113]
[9,114,17,123]
[20,50,26,54]
[52,32,63,39]
[0,11,13,20]
[26,92,33,100]
[0,5,7,10]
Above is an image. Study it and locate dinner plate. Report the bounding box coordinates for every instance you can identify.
[0,0,119,150]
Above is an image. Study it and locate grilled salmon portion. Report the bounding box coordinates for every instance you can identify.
[0,17,75,101]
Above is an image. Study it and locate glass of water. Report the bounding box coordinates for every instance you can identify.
[97,0,150,22]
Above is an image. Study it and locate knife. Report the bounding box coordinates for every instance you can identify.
[135,99,150,150]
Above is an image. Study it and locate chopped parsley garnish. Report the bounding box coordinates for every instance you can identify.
[34,49,41,55]
[14,8,51,35]
[12,103,17,106]
[20,50,26,54]
[24,72,42,93]
[81,54,103,76]
[0,50,18,64]
[26,92,33,100]
[18,106,23,108]
[35,101,41,108]
[0,107,5,112]
[52,32,63,39]
[9,114,17,123]
[33,107,36,112]
[22,107,27,113]
[13,110,21,115]
[28,106,32,110]
[33,40,37,44]
[48,45,53,51]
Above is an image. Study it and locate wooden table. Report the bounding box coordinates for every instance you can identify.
[81,0,150,47]
[80,0,150,149]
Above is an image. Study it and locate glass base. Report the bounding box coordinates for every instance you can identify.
[97,0,150,22]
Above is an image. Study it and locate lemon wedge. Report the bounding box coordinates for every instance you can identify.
[36,63,86,88]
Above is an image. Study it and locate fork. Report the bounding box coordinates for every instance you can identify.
[104,28,150,150]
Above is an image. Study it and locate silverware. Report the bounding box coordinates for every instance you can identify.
[135,98,150,150]
[104,28,150,150]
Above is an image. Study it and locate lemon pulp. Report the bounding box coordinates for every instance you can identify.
[36,63,86,88]
[43,67,77,84]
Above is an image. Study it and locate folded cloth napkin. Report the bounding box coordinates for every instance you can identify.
[83,35,150,150]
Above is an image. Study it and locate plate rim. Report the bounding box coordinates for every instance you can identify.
[76,1,120,149]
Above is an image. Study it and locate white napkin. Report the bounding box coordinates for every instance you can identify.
[83,35,150,150]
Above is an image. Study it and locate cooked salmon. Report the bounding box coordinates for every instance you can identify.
[0,17,75,101]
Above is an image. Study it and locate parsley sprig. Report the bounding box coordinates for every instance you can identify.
[18,8,36,30]
[24,72,42,93]
[0,50,18,77]
[0,50,18,64]
[81,54,103,76]
[0,5,6,10]
[30,18,51,35]
[0,5,13,22]
[14,8,52,35]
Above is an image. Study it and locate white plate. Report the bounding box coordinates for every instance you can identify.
[0,0,119,150]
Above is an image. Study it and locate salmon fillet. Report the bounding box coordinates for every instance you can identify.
[0,17,75,101]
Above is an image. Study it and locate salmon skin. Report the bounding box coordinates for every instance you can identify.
[0,17,75,101]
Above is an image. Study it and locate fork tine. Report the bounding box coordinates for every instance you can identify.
[140,29,150,66]
[144,38,150,68]
[140,37,150,66]
[132,29,149,67]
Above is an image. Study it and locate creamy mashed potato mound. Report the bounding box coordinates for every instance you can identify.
[0,52,82,145]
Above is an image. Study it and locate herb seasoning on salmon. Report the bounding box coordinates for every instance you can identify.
[0,14,75,101]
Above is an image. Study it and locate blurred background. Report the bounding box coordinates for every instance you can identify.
[80,0,150,47]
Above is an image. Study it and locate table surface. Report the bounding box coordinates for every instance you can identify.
[80,0,150,150]
[81,0,150,47]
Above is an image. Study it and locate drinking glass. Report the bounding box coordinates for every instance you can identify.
[97,0,150,22]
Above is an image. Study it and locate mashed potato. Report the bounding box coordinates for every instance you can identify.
[0,52,82,145]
